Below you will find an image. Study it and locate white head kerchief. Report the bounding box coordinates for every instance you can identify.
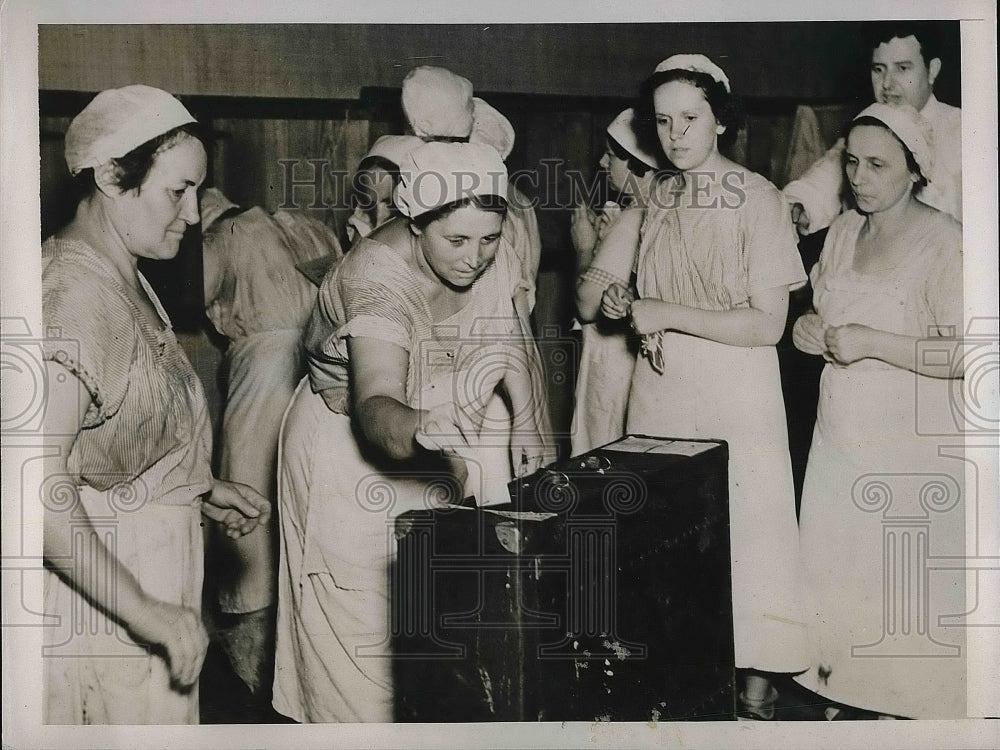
[401,66,475,139]
[395,141,508,219]
[470,98,516,161]
[606,108,662,169]
[64,84,196,175]
[654,54,731,93]
[362,134,426,169]
[199,187,240,231]
[853,102,935,182]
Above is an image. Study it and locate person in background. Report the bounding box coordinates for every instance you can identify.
[571,107,663,454]
[401,64,476,142]
[590,55,811,720]
[41,85,268,724]
[469,95,544,312]
[784,21,961,234]
[199,188,343,700]
[344,134,425,245]
[400,65,555,473]
[792,103,966,719]
[273,142,553,722]
[402,66,543,311]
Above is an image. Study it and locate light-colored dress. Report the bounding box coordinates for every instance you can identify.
[572,264,637,455]
[204,207,342,614]
[504,186,543,312]
[794,208,966,718]
[273,234,527,722]
[41,238,213,724]
[626,172,811,673]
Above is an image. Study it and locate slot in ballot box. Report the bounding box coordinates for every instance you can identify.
[391,435,734,722]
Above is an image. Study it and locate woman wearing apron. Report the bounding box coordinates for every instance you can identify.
[594,55,810,719]
[793,103,966,719]
[273,141,552,722]
[42,85,269,724]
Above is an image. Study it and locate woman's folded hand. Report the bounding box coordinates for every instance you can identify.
[824,323,875,365]
[126,597,209,689]
[792,312,828,356]
[601,282,635,320]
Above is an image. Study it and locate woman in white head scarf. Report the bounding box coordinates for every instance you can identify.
[398,68,553,503]
[793,103,966,719]
[273,142,553,722]
[41,85,268,724]
[344,135,425,244]
[591,55,811,719]
[572,108,664,454]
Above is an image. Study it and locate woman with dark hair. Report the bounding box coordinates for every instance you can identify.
[793,103,965,719]
[41,85,269,724]
[273,141,552,722]
[594,55,810,719]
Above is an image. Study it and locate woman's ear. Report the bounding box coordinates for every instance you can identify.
[715,122,727,136]
[93,160,120,198]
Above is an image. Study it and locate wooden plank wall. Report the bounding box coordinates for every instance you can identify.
[38,23,888,102]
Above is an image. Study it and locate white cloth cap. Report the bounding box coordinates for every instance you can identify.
[654,54,731,93]
[199,187,241,230]
[362,134,426,169]
[470,98,516,161]
[853,102,935,182]
[64,84,196,175]
[395,141,508,219]
[606,108,662,169]
[401,66,475,139]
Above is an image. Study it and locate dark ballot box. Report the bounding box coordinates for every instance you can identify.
[391,435,734,722]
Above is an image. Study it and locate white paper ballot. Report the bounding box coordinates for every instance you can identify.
[603,436,719,457]
[450,504,558,522]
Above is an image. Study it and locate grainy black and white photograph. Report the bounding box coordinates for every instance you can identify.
[2,2,997,749]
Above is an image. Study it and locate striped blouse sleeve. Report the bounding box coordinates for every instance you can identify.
[42,256,135,425]
[333,242,418,352]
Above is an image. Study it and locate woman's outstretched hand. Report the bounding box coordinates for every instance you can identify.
[415,408,478,498]
[202,479,271,539]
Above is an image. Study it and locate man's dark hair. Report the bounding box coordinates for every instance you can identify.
[865,21,943,65]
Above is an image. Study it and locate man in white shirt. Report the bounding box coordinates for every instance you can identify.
[784,22,962,234]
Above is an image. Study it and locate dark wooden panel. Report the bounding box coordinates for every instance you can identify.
[37,22,961,103]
